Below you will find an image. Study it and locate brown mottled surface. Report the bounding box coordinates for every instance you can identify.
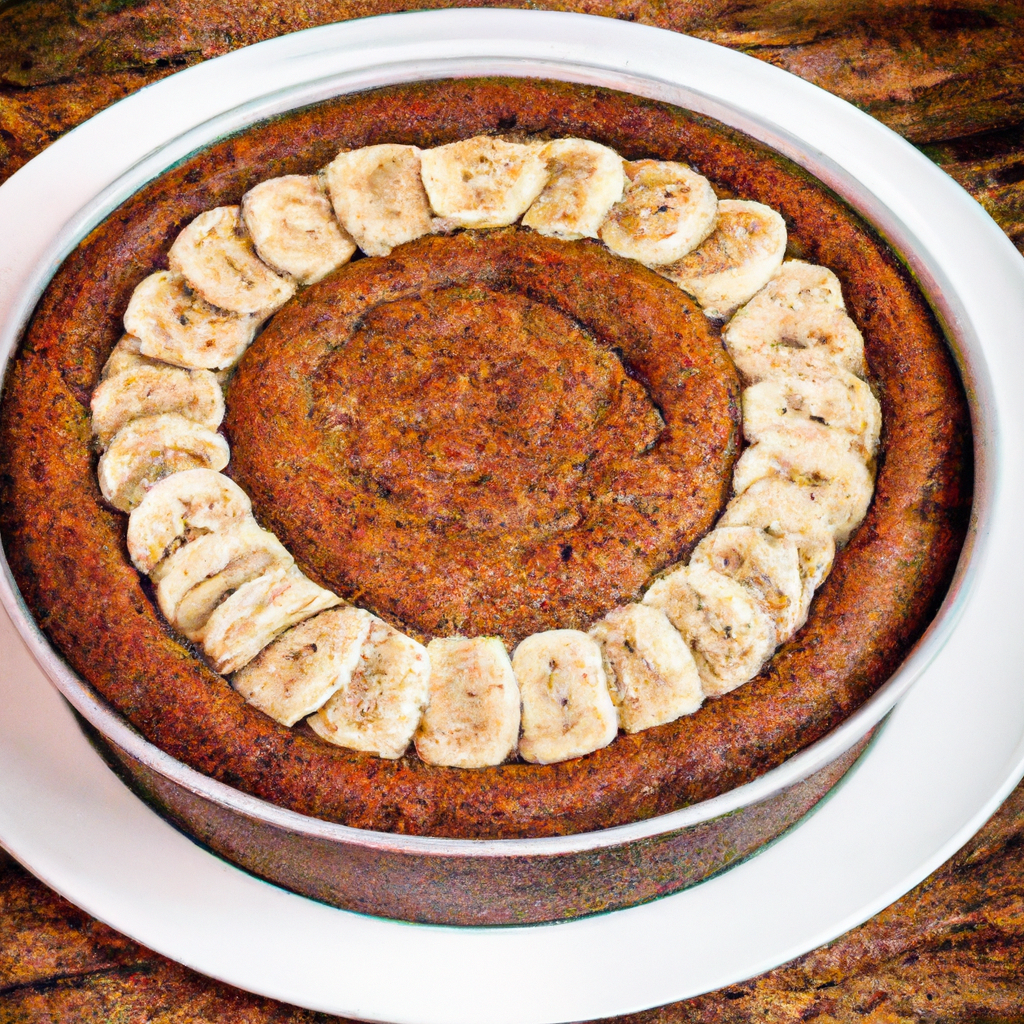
[0,78,971,839]
[228,231,737,644]
[923,123,1024,255]
[1,5,1022,1021]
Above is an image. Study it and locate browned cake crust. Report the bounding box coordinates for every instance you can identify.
[0,78,972,839]
[227,230,738,644]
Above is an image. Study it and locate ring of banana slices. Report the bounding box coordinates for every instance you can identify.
[91,135,880,770]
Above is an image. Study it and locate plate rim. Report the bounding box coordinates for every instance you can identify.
[0,37,991,861]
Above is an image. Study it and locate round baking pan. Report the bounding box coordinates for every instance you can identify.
[0,29,989,927]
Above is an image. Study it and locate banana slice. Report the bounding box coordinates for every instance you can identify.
[726,303,866,384]
[719,480,837,609]
[326,144,434,257]
[723,261,866,381]
[126,469,252,575]
[168,206,296,315]
[521,139,625,240]
[733,425,874,544]
[154,518,292,635]
[790,530,836,607]
[721,476,829,539]
[420,136,548,229]
[175,545,298,640]
[690,526,805,641]
[742,371,881,458]
[100,334,167,380]
[644,564,776,696]
[233,606,374,728]
[598,160,717,267]
[657,199,786,318]
[750,258,847,309]
[589,604,702,732]
[241,175,356,285]
[91,364,224,448]
[415,636,521,768]
[197,563,342,676]
[308,617,431,758]
[512,629,618,764]
[123,271,263,371]
[97,413,230,512]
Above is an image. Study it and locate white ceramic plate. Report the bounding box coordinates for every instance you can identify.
[1,11,1023,1023]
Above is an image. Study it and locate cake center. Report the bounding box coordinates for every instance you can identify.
[225,230,739,643]
[315,285,664,535]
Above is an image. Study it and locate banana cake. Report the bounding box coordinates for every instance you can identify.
[0,78,971,838]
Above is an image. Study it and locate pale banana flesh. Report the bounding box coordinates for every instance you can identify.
[168,206,296,315]
[420,137,548,229]
[742,371,881,459]
[657,199,786,318]
[721,475,835,542]
[723,261,867,381]
[124,271,262,371]
[101,334,167,380]
[690,526,805,641]
[197,563,342,676]
[644,564,777,697]
[126,469,252,575]
[326,145,434,257]
[90,363,224,448]
[97,413,230,512]
[599,160,718,267]
[242,174,356,285]
[416,637,521,768]
[589,604,702,732]
[513,629,618,764]
[179,549,297,640]
[522,139,625,240]
[732,424,875,545]
[788,531,838,610]
[234,606,373,728]
[154,518,292,635]
[718,481,838,609]
[308,617,431,759]
[697,255,877,672]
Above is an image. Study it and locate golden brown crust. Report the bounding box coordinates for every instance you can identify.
[227,230,738,644]
[0,78,972,838]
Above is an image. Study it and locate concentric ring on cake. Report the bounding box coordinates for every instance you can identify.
[229,229,738,645]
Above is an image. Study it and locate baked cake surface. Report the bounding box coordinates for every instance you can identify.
[0,78,971,838]
[228,229,738,644]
